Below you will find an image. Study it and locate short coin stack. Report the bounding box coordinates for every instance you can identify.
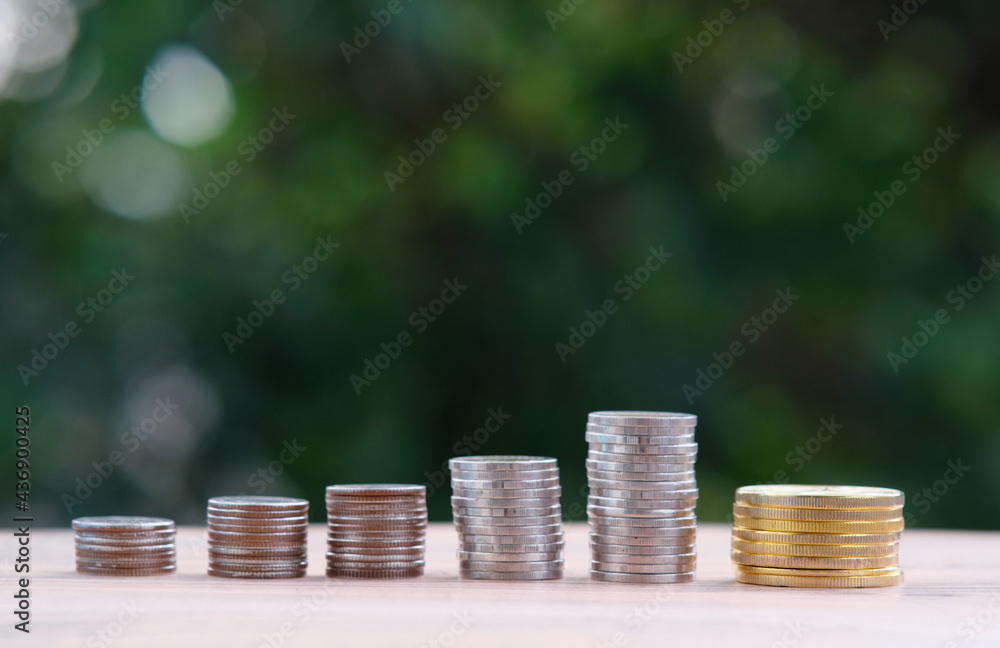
[450,455,564,580]
[325,484,427,578]
[731,485,904,588]
[73,516,176,576]
[585,411,699,584]
[206,495,309,579]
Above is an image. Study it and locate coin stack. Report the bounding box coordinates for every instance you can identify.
[585,411,699,584]
[731,485,904,588]
[206,496,309,579]
[450,456,564,580]
[73,516,176,576]
[325,484,427,578]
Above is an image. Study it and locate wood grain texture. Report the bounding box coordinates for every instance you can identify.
[3,523,1000,647]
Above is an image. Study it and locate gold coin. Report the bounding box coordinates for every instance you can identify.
[733,515,904,534]
[731,550,898,570]
[736,564,901,578]
[735,567,903,588]
[731,527,901,545]
[732,503,902,522]
[731,539,899,558]
[735,485,904,510]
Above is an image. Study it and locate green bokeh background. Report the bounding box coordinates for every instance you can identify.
[1,0,998,528]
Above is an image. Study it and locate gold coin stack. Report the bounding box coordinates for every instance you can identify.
[731,485,904,588]
[325,484,428,578]
[73,516,176,576]
[206,495,309,579]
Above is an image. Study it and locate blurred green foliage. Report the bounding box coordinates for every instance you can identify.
[1,0,998,528]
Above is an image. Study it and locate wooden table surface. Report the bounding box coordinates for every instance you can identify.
[4,522,1000,646]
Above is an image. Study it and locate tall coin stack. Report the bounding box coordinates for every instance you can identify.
[731,485,904,588]
[450,456,564,580]
[73,516,176,576]
[586,411,699,584]
[206,496,309,579]
[325,484,428,578]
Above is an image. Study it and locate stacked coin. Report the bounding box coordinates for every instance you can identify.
[450,456,564,580]
[585,411,699,584]
[731,485,904,588]
[73,516,176,576]
[206,496,309,578]
[325,484,427,578]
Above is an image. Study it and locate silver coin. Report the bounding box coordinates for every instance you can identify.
[327,531,426,542]
[450,477,560,490]
[208,567,306,579]
[455,533,564,545]
[452,506,561,518]
[461,569,562,581]
[208,545,308,557]
[326,501,427,511]
[326,550,424,562]
[590,570,694,584]
[587,411,697,427]
[588,493,698,507]
[591,542,696,556]
[207,530,307,543]
[591,550,696,563]
[588,456,696,470]
[588,496,697,509]
[587,469,698,482]
[451,496,560,509]
[449,456,557,471]
[589,514,697,527]
[590,518,698,538]
[585,430,695,445]
[74,540,175,552]
[206,507,309,519]
[207,496,309,511]
[450,467,559,479]
[588,485,698,499]
[587,476,697,491]
[459,550,562,562]
[460,541,565,553]
[587,505,695,519]
[327,558,425,569]
[325,484,425,496]
[72,517,175,532]
[453,518,563,528]
[450,486,562,499]
[590,533,696,546]
[459,559,564,572]
[588,443,698,457]
[591,561,695,574]
[452,513,562,526]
